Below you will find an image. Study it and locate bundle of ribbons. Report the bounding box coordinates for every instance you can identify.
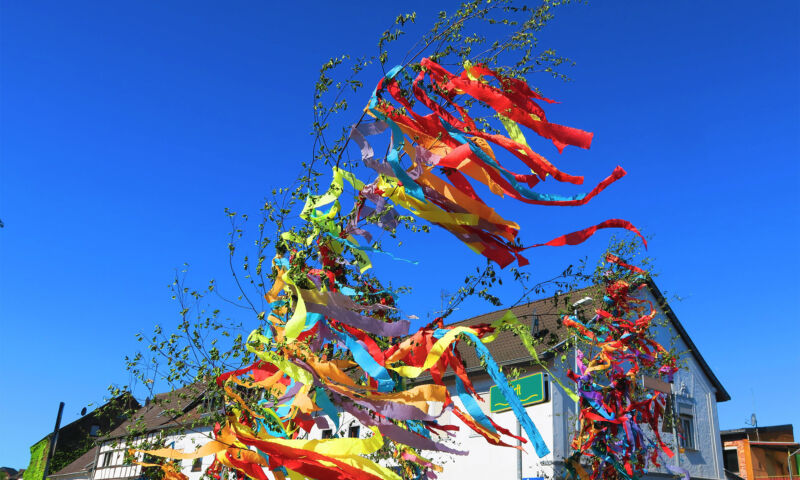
[131,60,662,480]
[563,255,685,480]
[351,57,645,268]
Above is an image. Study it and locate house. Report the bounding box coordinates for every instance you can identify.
[306,281,731,480]
[1,468,24,480]
[25,394,140,480]
[47,448,99,480]
[46,384,214,480]
[720,424,799,480]
[51,280,732,480]
[90,383,213,480]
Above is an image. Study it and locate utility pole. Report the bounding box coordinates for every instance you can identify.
[42,402,64,480]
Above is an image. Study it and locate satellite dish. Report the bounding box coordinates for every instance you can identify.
[81,407,87,416]
[750,413,757,428]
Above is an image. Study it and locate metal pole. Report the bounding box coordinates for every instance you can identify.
[517,419,522,480]
[42,402,65,480]
[788,446,800,480]
[671,391,680,470]
[574,334,579,444]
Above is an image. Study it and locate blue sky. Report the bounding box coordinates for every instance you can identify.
[1,0,798,469]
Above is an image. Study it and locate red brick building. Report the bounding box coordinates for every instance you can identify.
[721,424,799,480]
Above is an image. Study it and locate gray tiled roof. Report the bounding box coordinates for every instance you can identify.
[106,383,207,439]
[413,281,730,402]
[50,446,98,477]
[442,285,601,372]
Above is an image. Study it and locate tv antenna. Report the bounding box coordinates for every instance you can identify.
[746,413,760,441]
[746,413,758,428]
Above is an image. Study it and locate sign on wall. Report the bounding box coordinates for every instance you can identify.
[489,372,549,413]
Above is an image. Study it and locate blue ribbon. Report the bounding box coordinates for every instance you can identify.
[331,328,395,392]
[368,65,425,202]
[320,232,418,265]
[314,387,340,430]
[461,330,550,457]
[304,312,324,332]
[455,375,497,434]
[440,119,588,203]
[406,420,431,439]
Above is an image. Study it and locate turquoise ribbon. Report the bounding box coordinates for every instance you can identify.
[431,328,550,457]
[331,328,395,392]
[314,386,340,430]
[464,331,550,457]
[368,65,425,202]
[440,118,587,203]
[455,375,497,434]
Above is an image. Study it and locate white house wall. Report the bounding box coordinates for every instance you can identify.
[93,427,213,480]
[432,371,557,480]
[643,288,725,480]
[271,288,726,480]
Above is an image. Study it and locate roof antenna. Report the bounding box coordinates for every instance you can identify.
[747,388,760,441]
[745,412,760,441]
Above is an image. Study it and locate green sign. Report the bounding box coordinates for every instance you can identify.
[490,372,548,412]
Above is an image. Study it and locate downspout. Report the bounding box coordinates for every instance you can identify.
[570,297,593,475]
[671,387,680,473]
[517,420,523,480]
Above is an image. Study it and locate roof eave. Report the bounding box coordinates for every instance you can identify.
[645,280,731,402]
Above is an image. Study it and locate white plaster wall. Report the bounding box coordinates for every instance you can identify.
[169,428,216,480]
[418,368,558,480]
[640,288,725,480]
[549,348,580,480]
[303,367,559,479]
[216,287,727,480]
[421,287,727,480]
[94,427,213,480]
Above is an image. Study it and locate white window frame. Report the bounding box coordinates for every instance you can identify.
[678,413,696,451]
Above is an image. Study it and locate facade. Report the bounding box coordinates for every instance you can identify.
[1,468,25,480]
[305,281,731,480]
[720,425,799,480]
[50,281,731,480]
[27,394,140,480]
[48,385,212,480]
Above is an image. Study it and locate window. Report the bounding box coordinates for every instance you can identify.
[723,448,739,473]
[321,429,333,439]
[90,425,100,436]
[678,414,695,450]
[101,452,113,467]
[347,426,360,438]
[191,458,203,472]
